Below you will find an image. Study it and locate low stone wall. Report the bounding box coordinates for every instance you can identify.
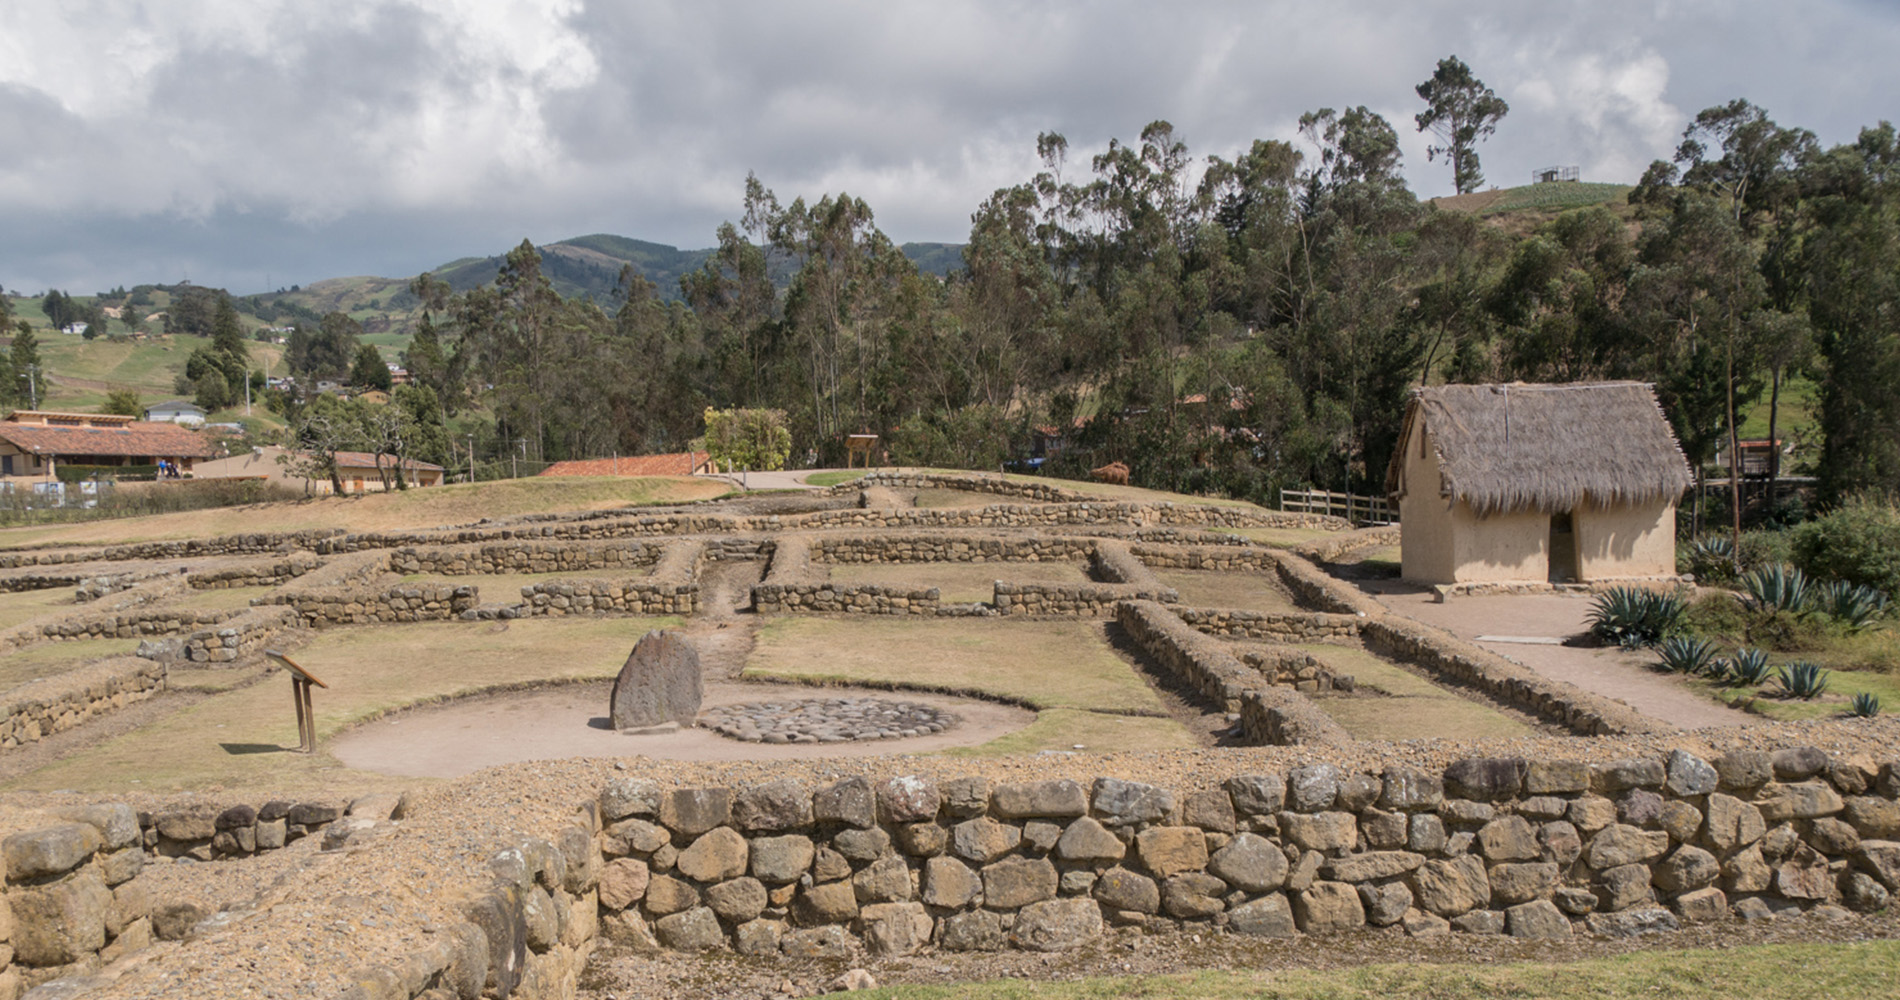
[21,606,242,645]
[990,581,1167,617]
[1129,543,1279,573]
[283,583,480,627]
[836,471,1093,504]
[1172,607,1362,643]
[578,750,1900,959]
[0,657,166,749]
[1294,525,1402,564]
[812,533,1096,565]
[185,553,325,590]
[517,578,700,617]
[1358,618,1670,738]
[178,605,304,665]
[388,540,662,576]
[0,571,88,595]
[0,794,401,994]
[1444,576,1693,598]
[1113,601,1348,747]
[753,582,943,616]
[1238,647,1347,693]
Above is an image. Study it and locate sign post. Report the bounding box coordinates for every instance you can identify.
[264,649,329,754]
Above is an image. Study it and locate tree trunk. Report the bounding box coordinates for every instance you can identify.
[1726,344,1743,571]
[1765,365,1783,514]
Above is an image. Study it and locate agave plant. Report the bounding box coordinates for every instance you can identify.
[1687,534,1739,582]
[1726,647,1775,686]
[1774,661,1831,700]
[1851,692,1881,718]
[1586,587,1686,648]
[1656,636,1720,675]
[1741,564,1812,614]
[1815,579,1890,631]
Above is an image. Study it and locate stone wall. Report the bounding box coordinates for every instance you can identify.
[1358,618,1667,738]
[185,553,325,590]
[1172,607,1362,643]
[0,657,166,749]
[0,795,396,994]
[753,582,944,616]
[1294,525,1402,565]
[0,572,87,595]
[994,582,1175,618]
[578,750,1900,959]
[388,540,662,577]
[282,583,480,627]
[835,471,1094,504]
[16,606,242,646]
[516,579,699,617]
[177,606,304,665]
[811,534,1096,565]
[1113,600,1349,747]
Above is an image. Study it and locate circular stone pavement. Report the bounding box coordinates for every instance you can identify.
[700,697,957,744]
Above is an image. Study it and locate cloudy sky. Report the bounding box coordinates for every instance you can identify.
[3,0,1896,295]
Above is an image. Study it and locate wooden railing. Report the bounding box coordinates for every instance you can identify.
[1278,488,1396,525]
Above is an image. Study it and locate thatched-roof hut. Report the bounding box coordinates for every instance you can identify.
[1385,382,1691,585]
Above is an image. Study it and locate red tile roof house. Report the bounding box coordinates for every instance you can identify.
[192,445,446,494]
[537,452,712,477]
[0,410,219,483]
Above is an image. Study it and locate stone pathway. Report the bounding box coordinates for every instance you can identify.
[698,696,958,744]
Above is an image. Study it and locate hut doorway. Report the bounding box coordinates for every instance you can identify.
[1548,512,1579,583]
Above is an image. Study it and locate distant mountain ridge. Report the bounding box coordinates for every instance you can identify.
[430,234,965,304]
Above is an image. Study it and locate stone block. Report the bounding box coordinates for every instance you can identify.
[643,875,698,917]
[609,630,701,729]
[1674,886,1728,922]
[598,859,650,911]
[9,872,109,965]
[1525,760,1590,795]
[1227,893,1297,937]
[1092,867,1159,914]
[1595,863,1654,912]
[852,856,914,904]
[1450,909,1505,934]
[922,857,980,909]
[1409,856,1489,917]
[951,818,1020,864]
[748,835,814,884]
[1855,840,1900,890]
[1054,817,1125,863]
[1488,862,1558,905]
[1379,767,1444,810]
[675,828,748,883]
[1845,797,1900,840]
[1286,765,1341,811]
[1505,899,1571,939]
[1322,851,1424,883]
[1477,816,1540,861]
[1134,826,1207,878]
[1091,778,1175,825]
[1654,845,1719,895]
[1538,821,1582,866]
[877,776,941,825]
[1585,906,1679,937]
[982,857,1057,909]
[1585,824,1668,869]
[832,827,892,863]
[600,778,661,821]
[1756,782,1845,822]
[655,907,724,951]
[780,925,853,958]
[1162,873,1227,919]
[1714,751,1773,791]
[1294,881,1364,934]
[1771,746,1828,781]
[706,878,768,923]
[1665,751,1719,797]
[3,825,103,881]
[1208,833,1288,892]
[814,777,875,828]
[1278,812,1357,852]
[1224,774,1286,817]
[858,902,931,956]
[1359,881,1413,926]
[792,880,858,926]
[734,919,784,957]
[732,779,812,832]
[991,780,1087,819]
[659,788,731,838]
[54,805,138,851]
[1337,774,1382,812]
[1444,758,1526,801]
[1183,791,1237,833]
[940,909,1007,951]
[1012,898,1103,952]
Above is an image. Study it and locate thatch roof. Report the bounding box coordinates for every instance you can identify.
[1386,381,1691,516]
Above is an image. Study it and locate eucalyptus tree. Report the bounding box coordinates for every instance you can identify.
[1414,55,1510,195]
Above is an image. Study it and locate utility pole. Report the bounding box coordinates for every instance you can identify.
[467,434,475,484]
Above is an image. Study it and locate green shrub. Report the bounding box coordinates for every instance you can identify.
[1813,579,1890,631]
[1774,661,1831,700]
[1587,587,1686,648]
[1792,497,1900,602]
[1851,692,1881,718]
[1738,529,1795,572]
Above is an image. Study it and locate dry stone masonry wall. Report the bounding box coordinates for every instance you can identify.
[0,658,166,749]
[580,753,1900,959]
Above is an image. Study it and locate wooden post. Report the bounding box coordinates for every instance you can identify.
[266,650,329,754]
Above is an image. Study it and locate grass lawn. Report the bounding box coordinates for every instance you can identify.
[946,708,1197,757]
[1220,526,1342,548]
[827,562,1092,604]
[0,475,727,548]
[2,615,681,795]
[746,617,1170,715]
[1156,569,1302,612]
[805,470,869,488]
[0,587,81,629]
[853,939,1900,1000]
[913,488,994,508]
[0,639,143,694]
[1298,643,1533,741]
[1702,665,1900,722]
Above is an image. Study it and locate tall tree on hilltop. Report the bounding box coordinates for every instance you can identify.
[1675,99,1817,231]
[1414,56,1509,195]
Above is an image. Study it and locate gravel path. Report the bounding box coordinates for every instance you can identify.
[1369,586,1762,730]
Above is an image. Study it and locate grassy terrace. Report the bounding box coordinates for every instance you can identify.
[745,617,1197,754]
[1301,643,1533,741]
[0,586,80,630]
[4,616,681,795]
[0,475,728,547]
[1155,569,1303,612]
[0,638,143,693]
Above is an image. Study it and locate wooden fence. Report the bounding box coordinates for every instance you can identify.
[1279,488,1396,526]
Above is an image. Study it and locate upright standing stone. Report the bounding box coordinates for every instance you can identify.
[611,631,702,730]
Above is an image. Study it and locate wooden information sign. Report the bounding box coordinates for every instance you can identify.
[264,649,329,753]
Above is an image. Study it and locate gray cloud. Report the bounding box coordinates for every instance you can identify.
[3,0,1897,294]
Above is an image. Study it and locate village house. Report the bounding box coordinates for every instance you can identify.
[142,399,207,426]
[0,410,218,482]
[192,445,446,494]
[1385,382,1691,586]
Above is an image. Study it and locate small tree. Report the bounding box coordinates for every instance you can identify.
[349,343,393,391]
[1414,55,1510,195]
[103,388,143,417]
[701,407,792,471]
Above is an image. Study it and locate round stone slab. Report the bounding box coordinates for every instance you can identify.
[699,697,958,744]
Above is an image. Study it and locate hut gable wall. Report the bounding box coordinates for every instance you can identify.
[1576,498,1676,579]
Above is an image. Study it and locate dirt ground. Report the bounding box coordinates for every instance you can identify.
[1366,583,1761,730]
[326,680,1036,776]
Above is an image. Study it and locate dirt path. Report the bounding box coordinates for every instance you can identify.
[327,680,1035,777]
[1367,584,1761,731]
